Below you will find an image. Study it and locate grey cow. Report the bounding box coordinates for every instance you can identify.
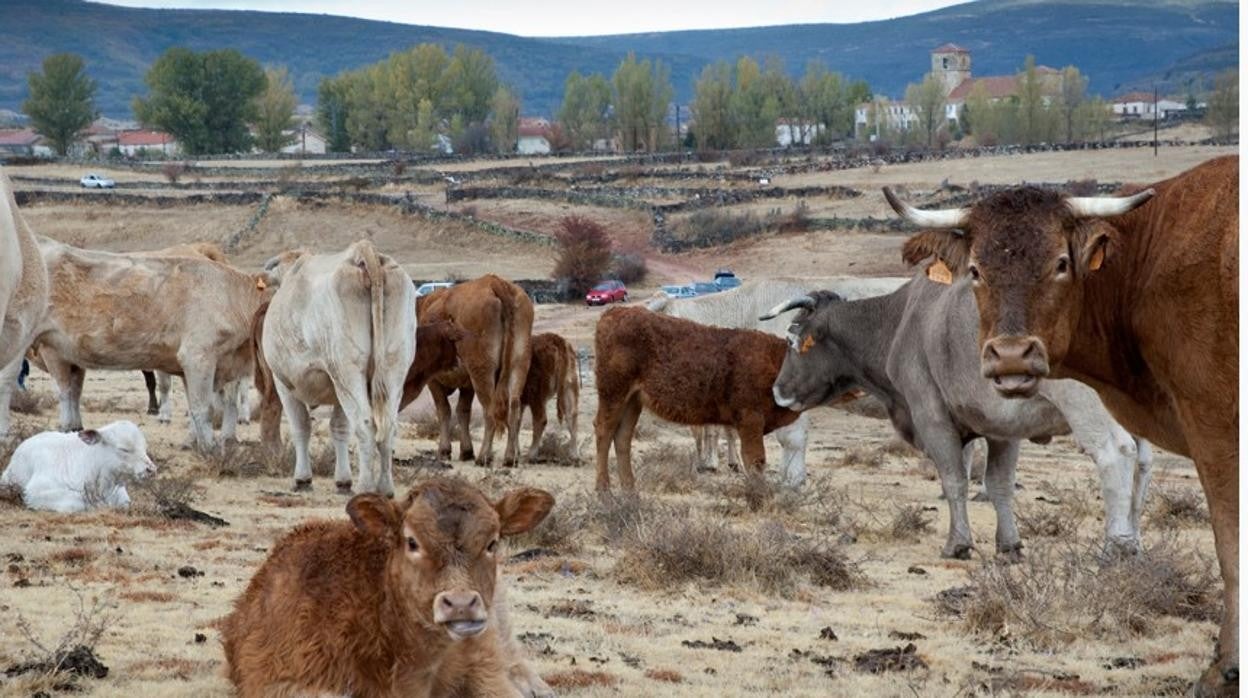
[762,273,1153,557]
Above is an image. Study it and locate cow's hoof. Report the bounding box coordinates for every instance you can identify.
[997,543,1024,562]
[293,479,312,492]
[146,407,160,416]
[942,545,973,560]
[460,449,475,462]
[1192,663,1239,697]
[502,458,518,469]
[437,449,453,460]
[335,481,353,494]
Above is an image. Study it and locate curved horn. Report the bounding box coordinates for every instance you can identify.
[759,295,815,321]
[883,187,969,229]
[1066,188,1155,218]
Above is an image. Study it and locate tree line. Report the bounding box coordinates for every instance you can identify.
[15,47,1241,157]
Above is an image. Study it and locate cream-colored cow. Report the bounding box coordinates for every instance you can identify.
[24,238,269,450]
[0,168,49,442]
[261,240,416,495]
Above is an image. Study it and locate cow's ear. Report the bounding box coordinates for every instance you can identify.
[1075,223,1116,275]
[901,229,972,273]
[78,430,101,446]
[495,488,555,536]
[347,494,400,540]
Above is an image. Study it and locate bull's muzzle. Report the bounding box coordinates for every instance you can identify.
[433,590,487,640]
[981,336,1049,398]
[772,384,800,411]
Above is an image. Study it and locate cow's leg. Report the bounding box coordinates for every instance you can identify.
[429,383,456,460]
[611,394,644,491]
[594,397,624,492]
[724,426,742,472]
[691,426,717,470]
[143,370,159,415]
[526,400,546,463]
[156,371,174,424]
[0,356,22,442]
[218,379,240,444]
[334,374,384,496]
[258,378,283,453]
[736,415,766,476]
[774,413,809,488]
[1128,439,1154,542]
[273,381,313,490]
[235,374,252,425]
[1053,395,1141,554]
[42,351,84,431]
[329,404,353,493]
[983,438,1022,559]
[374,380,401,498]
[456,387,475,462]
[181,360,218,452]
[462,355,499,467]
[915,414,973,559]
[557,378,578,459]
[500,334,532,469]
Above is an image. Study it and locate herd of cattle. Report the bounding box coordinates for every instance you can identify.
[0,155,1238,696]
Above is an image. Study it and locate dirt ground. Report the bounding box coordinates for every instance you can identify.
[0,147,1227,697]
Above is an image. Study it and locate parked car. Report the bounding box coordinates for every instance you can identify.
[661,284,698,299]
[713,268,741,291]
[691,281,720,296]
[79,173,116,189]
[586,280,628,306]
[414,281,456,297]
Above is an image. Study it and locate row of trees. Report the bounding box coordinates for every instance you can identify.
[690,57,869,150]
[556,54,674,152]
[22,49,301,155]
[314,43,519,154]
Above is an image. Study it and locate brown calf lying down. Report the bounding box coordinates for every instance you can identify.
[221,477,554,697]
[593,306,799,491]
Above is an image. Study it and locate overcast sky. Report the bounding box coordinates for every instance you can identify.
[94,0,967,36]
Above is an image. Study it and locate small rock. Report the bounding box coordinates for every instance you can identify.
[177,565,203,578]
[681,637,742,653]
[888,630,927,641]
[819,627,839,641]
[1103,657,1145,670]
[907,565,927,575]
[734,613,758,627]
[194,633,207,644]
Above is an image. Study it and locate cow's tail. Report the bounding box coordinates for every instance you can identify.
[495,279,533,431]
[357,241,391,444]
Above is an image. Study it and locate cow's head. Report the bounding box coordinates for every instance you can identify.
[887,186,1153,398]
[259,249,309,287]
[347,478,553,642]
[760,291,859,411]
[88,420,157,478]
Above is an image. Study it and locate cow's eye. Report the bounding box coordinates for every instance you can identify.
[1055,256,1070,276]
[968,264,981,283]
[406,537,420,553]
[486,539,498,555]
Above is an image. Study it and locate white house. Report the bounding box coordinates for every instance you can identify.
[117,129,179,157]
[517,118,552,155]
[775,119,826,146]
[0,129,52,157]
[1111,92,1190,120]
[280,126,328,155]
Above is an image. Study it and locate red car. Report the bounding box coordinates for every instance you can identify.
[585,280,628,306]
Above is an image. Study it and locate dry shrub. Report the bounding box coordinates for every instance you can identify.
[509,490,587,553]
[832,444,885,469]
[1034,479,1097,521]
[118,590,176,603]
[775,201,811,233]
[409,411,442,440]
[637,442,700,494]
[1016,502,1080,539]
[124,474,202,518]
[609,252,648,285]
[727,150,766,167]
[673,209,767,248]
[552,215,612,299]
[161,161,187,184]
[614,505,865,596]
[888,504,934,541]
[954,535,1219,649]
[200,440,329,479]
[10,389,55,415]
[530,432,580,466]
[49,547,98,566]
[9,584,114,692]
[645,668,683,683]
[542,670,619,689]
[1148,485,1209,528]
[275,163,303,191]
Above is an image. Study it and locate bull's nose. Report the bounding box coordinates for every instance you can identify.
[982,335,1048,398]
[772,385,799,411]
[434,590,484,623]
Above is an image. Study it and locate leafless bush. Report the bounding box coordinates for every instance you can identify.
[888,503,934,541]
[123,473,202,518]
[1016,502,1081,539]
[1034,479,1097,521]
[613,504,865,596]
[10,389,55,415]
[8,584,114,692]
[161,161,188,184]
[954,535,1219,649]
[832,444,886,469]
[637,443,700,494]
[510,490,589,553]
[609,252,648,285]
[531,432,580,466]
[775,201,811,233]
[552,215,612,299]
[391,160,407,177]
[1148,485,1209,528]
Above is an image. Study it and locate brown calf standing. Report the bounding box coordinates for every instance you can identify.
[593,306,799,491]
[221,477,554,698]
[521,333,580,462]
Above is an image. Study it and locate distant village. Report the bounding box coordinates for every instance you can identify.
[0,43,1212,159]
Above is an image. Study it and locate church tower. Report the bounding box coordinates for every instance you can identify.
[930,44,971,96]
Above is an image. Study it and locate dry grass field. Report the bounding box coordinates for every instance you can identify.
[0,144,1232,697]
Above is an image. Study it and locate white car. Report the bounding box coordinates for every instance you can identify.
[415,281,455,297]
[79,173,116,189]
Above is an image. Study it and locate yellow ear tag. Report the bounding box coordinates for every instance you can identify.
[1089,246,1105,271]
[799,335,815,354]
[926,259,953,285]
[255,277,267,291]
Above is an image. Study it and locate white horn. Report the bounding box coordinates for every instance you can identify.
[759,296,814,321]
[883,187,969,228]
[1066,188,1155,218]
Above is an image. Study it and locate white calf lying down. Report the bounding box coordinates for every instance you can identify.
[0,421,156,513]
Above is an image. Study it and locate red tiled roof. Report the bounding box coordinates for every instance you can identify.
[932,43,969,53]
[1114,91,1157,103]
[0,129,39,146]
[518,125,549,138]
[948,75,1018,101]
[118,129,174,146]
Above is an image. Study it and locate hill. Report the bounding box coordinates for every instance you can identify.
[0,0,1237,119]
